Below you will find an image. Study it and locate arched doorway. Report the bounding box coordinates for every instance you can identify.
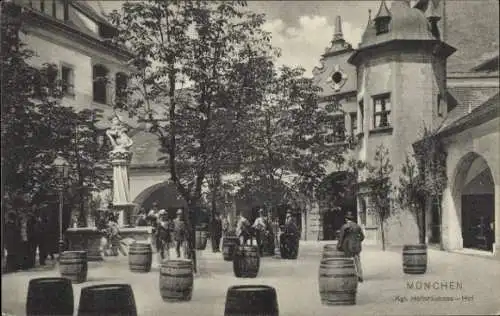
[454,153,495,252]
[318,171,357,240]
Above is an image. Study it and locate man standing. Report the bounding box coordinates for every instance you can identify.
[173,209,187,258]
[337,212,365,282]
[236,212,252,245]
[211,213,223,252]
[5,211,21,272]
[252,209,268,255]
[155,210,171,262]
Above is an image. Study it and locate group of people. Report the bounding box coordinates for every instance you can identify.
[135,203,189,261]
[235,208,300,256]
[4,207,57,272]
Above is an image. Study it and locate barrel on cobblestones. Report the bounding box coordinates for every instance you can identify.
[26,277,74,316]
[233,245,260,278]
[322,244,349,260]
[318,258,358,305]
[195,229,208,250]
[222,236,239,261]
[59,251,88,284]
[159,259,194,302]
[78,284,137,316]
[402,244,427,274]
[128,242,153,273]
[279,233,299,259]
[224,285,279,316]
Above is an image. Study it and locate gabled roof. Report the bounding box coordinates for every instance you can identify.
[437,92,500,138]
[471,54,500,72]
[71,1,114,28]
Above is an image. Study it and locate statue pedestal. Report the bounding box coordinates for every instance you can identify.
[112,203,136,227]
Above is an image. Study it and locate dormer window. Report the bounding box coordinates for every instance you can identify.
[375,19,390,35]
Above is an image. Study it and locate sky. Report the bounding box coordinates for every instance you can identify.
[95,1,412,77]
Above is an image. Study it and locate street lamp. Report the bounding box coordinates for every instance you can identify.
[52,153,70,258]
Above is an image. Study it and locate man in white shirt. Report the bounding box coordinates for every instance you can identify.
[252,209,268,255]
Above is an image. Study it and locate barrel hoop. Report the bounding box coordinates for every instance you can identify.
[319,273,357,277]
[160,273,192,278]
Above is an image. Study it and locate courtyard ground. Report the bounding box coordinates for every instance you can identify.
[2,241,500,316]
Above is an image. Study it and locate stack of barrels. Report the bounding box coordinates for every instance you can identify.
[59,251,88,284]
[318,244,358,306]
[128,242,153,273]
[233,245,260,278]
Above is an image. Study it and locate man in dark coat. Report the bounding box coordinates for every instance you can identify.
[281,212,299,257]
[337,212,365,282]
[211,213,223,252]
[5,211,21,272]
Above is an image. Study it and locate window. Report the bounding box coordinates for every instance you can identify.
[115,72,128,106]
[373,94,391,129]
[40,0,45,13]
[93,64,109,104]
[375,19,390,35]
[359,101,364,133]
[325,115,345,143]
[61,65,74,96]
[350,112,358,136]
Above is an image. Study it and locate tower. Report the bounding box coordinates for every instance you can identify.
[348,0,456,246]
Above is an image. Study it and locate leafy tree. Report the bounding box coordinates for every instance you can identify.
[107,0,276,271]
[1,1,110,235]
[396,154,427,244]
[237,65,347,215]
[363,145,394,251]
[412,126,448,248]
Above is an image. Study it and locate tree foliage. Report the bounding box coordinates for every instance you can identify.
[1,2,110,226]
[108,0,277,270]
[362,145,394,251]
[237,65,348,212]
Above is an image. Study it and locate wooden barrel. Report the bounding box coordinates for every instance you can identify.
[224,285,279,316]
[322,244,349,260]
[402,244,427,274]
[128,242,152,273]
[59,251,88,284]
[233,245,260,278]
[26,277,74,316]
[159,259,194,302]
[279,233,299,259]
[195,230,208,250]
[318,258,358,305]
[78,284,137,316]
[222,236,239,261]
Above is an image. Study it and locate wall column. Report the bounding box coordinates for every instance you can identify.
[441,186,462,250]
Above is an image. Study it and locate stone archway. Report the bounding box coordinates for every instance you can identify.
[133,181,187,219]
[453,152,495,252]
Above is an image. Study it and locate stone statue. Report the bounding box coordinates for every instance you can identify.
[107,115,133,208]
[106,116,133,152]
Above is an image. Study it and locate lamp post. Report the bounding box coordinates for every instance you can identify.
[52,153,70,258]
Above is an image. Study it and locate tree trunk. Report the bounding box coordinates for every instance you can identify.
[186,203,198,273]
[380,216,386,251]
[437,195,444,250]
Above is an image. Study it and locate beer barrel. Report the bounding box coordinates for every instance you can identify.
[322,244,349,260]
[233,245,260,278]
[159,259,194,302]
[128,242,153,273]
[222,236,239,261]
[59,251,88,284]
[318,258,358,305]
[279,233,299,259]
[402,244,427,274]
[195,230,208,250]
[224,285,279,316]
[26,277,74,316]
[78,284,137,316]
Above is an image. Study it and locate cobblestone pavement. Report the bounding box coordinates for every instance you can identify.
[2,241,500,316]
